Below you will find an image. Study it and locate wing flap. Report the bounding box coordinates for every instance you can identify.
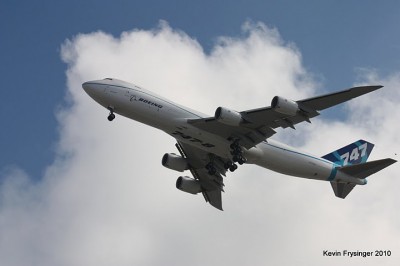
[202,190,223,211]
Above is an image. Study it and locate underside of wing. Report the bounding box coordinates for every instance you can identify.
[176,142,225,211]
[202,188,223,210]
[298,85,382,111]
[188,85,383,149]
[188,117,277,149]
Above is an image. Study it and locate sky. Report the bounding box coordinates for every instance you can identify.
[1,1,400,265]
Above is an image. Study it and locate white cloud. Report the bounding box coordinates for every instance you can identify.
[1,21,399,265]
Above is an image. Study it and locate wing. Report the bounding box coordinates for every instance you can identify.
[188,85,383,148]
[176,142,226,210]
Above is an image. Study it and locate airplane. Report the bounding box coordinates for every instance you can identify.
[82,78,396,210]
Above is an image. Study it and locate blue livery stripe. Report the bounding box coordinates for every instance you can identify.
[327,166,338,181]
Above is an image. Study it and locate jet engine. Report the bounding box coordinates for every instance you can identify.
[215,106,242,126]
[176,176,202,194]
[271,96,299,116]
[162,153,189,172]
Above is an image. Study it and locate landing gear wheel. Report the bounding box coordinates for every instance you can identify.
[107,113,115,121]
[107,106,115,121]
[224,161,233,170]
[229,163,238,172]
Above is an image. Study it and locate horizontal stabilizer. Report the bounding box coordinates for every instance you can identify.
[331,158,396,199]
[330,182,355,199]
[339,158,397,179]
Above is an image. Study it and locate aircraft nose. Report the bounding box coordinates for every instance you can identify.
[82,80,109,103]
[82,82,92,93]
[82,81,102,98]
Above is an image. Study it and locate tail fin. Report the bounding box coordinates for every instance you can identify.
[322,139,374,166]
[331,158,397,198]
[322,140,396,199]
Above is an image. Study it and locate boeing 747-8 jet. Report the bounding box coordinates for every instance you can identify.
[82,78,396,210]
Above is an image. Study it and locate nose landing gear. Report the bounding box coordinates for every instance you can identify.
[107,106,115,121]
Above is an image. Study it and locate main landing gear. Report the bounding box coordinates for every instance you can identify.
[107,106,115,121]
[224,161,238,172]
[226,140,247,172]
[205,140,247,175]
[230,139,247,165]
[206,160,238,175]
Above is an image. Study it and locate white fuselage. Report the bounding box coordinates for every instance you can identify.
[82,78,363,185]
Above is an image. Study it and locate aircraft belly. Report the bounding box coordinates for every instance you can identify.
[252,140,333,181]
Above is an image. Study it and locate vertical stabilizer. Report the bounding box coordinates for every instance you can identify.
[322,140,374,166]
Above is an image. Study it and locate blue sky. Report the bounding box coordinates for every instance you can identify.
[1,1,400,178]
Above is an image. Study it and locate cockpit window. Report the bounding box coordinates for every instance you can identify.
[104,78,113,80]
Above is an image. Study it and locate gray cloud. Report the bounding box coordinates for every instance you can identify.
[1,21,399,266]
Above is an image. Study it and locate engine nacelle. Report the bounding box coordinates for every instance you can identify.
[271,96,299,116]
[176,176,202,194]
[215,106,242,126]
[162,153,189,172]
